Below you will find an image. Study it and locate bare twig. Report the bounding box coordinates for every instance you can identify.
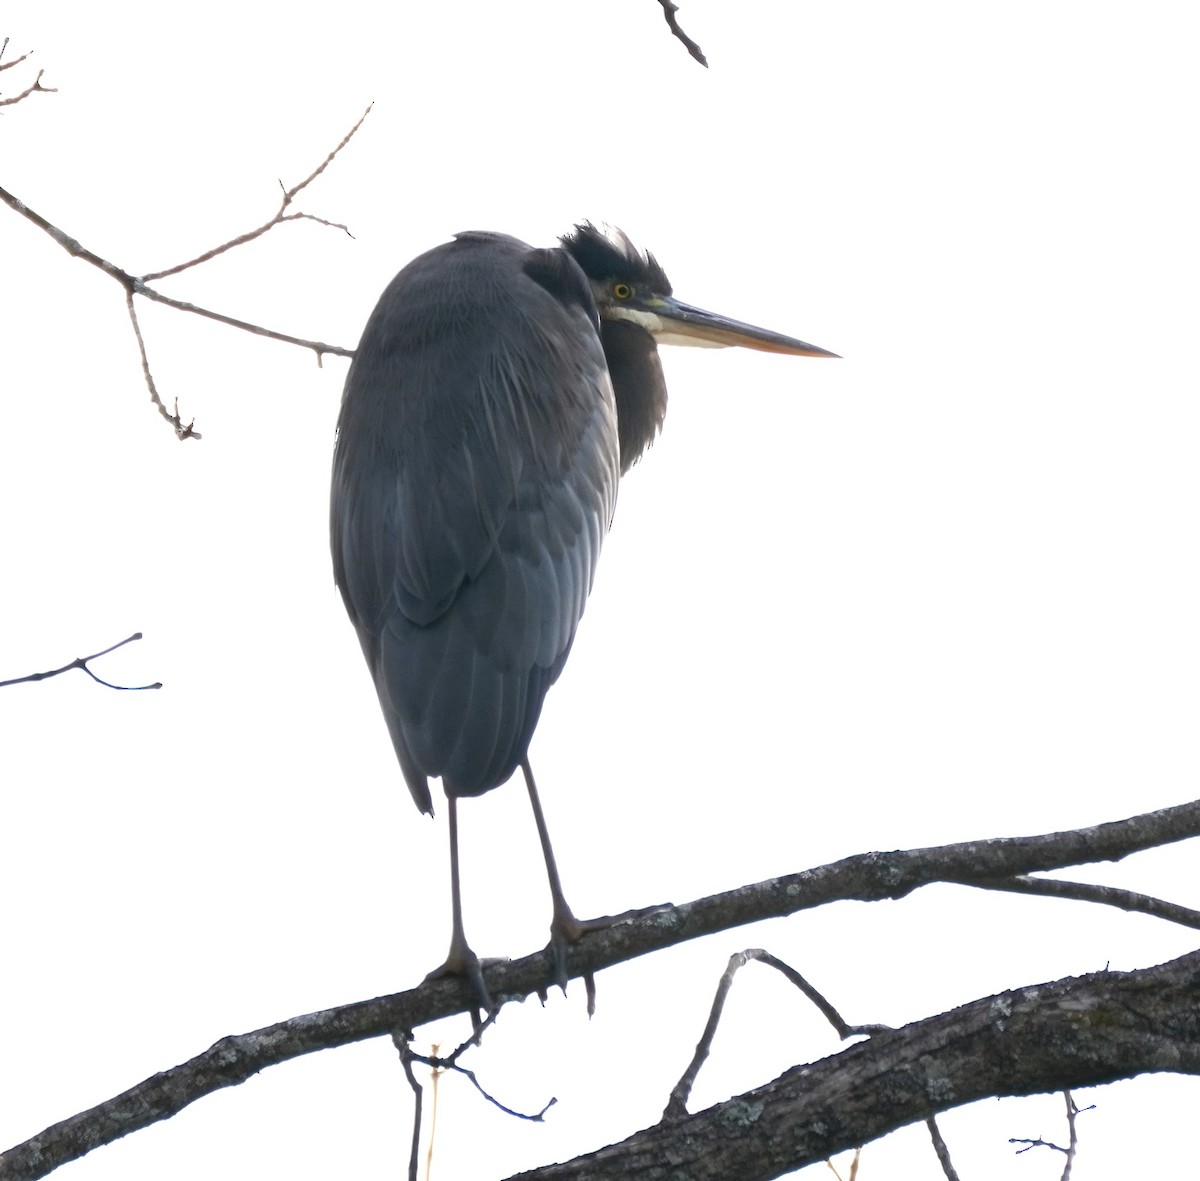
[136,283,353,362]
[425,1042,441,1181]
[0,184,132,283]
[408,1054,556,1122]
[973,873,1200,930]
[823,1149,861,1181]
[664,949,889,1120]
[1,181,353,361]
[0,632,160,690]
[656,0,708,67]
[126,293,200,438]
[406,1013,556,1122]
[392,1033,424,1181]
[0,40,57,106]
[926,1116,962,1181]
[141,103,371,281]
[436,1010,501,1065]
[0,105,365,437]
[1010,1091,1094,1180]
[394,1014,552,1180]
[0,37,25,68]
[0,68,56,107]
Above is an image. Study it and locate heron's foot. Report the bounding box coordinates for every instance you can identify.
[424,939,507,1023]
[547,900,673,1003]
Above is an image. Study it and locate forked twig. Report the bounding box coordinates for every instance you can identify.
[0,105,368,437]
[0,68,56,107]
[405,1013,556,1122]
[0,39,57,106]
[393,1011,552,1181]
[663,948,890,1120]
[0,632,161,691]
[1010,1090,1094,1180]
[142,104,370,281]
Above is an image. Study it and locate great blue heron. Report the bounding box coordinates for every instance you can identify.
[331,223,835,1003]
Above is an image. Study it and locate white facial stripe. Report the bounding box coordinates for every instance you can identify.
[604,305,665,333]
[603,304,729,349]
[650,330,726,349]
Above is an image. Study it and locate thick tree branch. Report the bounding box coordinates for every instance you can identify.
[1,799,1197,1180]
[505,953,1200,1180]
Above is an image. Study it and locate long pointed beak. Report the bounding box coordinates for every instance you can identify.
[620,296,839,358]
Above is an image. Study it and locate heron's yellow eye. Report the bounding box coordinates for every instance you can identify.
[612,282,633,300]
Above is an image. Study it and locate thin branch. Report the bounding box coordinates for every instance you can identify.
[0,184,134,286]
[404,1011,556,1123]
[141,103,371,281]
[392,1033,423,1181]
[746,950,890,1040]
[1,179,353,364]
[407,1052,557,1122]
[664,949,889,1120]
[1010,1091,1094,1180]
[134,281,354,361]
[436,1009,501,1066]
[972,873,1200,930]
[0,38,26,68]
[0,41,56,106]
[0,801,1197,1179]
[0,68,56,107]
[823,1149,861,1181]
[926,1116,962,1181]
[1010,1134,1066,1153]
[1059,1091,1092,1181]
[656,0,708,67]
[125,292,199,438]
[0,632,160,690]
[0,106,364,437]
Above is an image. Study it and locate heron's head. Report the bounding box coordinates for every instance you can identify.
[560,222,839,357]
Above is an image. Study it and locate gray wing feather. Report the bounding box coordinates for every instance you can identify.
[331,234,619,811]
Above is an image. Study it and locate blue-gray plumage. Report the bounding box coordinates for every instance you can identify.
[333,231,618,812]
[331,223,835,1000]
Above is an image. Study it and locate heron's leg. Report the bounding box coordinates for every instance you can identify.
[523,758,666,999]
[522,758,585,941]
[424,796,493,1013]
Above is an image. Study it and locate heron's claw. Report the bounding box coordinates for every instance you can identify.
[547,900,673,1010]
[425,940,507,1024]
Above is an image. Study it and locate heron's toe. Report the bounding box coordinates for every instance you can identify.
[425,942,505,1021]
[546,901,673,1011]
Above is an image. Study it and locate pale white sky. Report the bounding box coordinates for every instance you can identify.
[2,1,1199,1177]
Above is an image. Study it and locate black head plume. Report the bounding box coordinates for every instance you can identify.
[560,223,672,296]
